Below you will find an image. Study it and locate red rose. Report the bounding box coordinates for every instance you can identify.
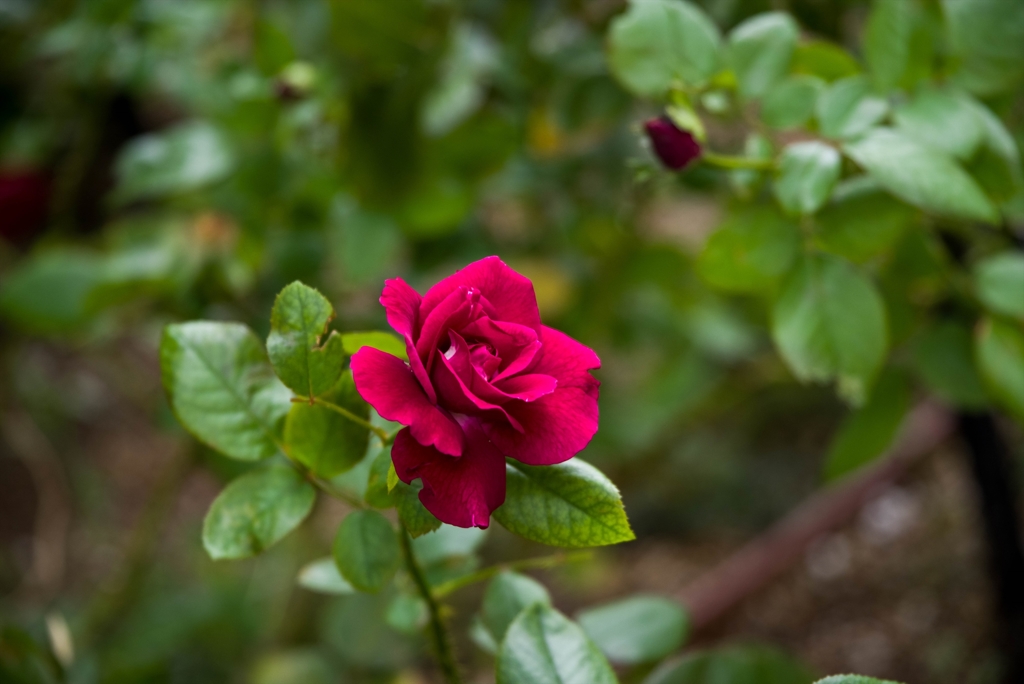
[351,257,600,528]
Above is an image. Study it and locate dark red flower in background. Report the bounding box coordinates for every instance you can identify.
[0,170,51,245]
[351,257,600,528]
[644,117,702,170]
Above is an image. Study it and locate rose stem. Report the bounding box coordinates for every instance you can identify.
[294,396,391,444]
[399,527,464,684]
[432,551,592,598]
[701,152,776,171]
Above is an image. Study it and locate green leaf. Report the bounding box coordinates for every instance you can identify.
[365,445,396,509]
[202,465,316,560]
[254,19,295,75]
[975,317,1024,422]
[824,370,911,481]
[493,459,635,549]
[893,87,985,161]
[607,0,722,97]
[816,187,915,263]
[267,281,345,398]
[330,200,403,287]
[483,571,552,643]
[944,0,1024,97]
[645,645,815,684]
[421,23,498,136]
[863,0,915,91]
[577,595,688,665]
[332,510,401,593]
[912,321,989,409]
[814,677,903,684]
[283,371,369,478]
[328,417,385,501]
[387,463,400,492]
[0,249,104,335]
[974,251,1024,320]
[402,176,472,238]
[772,254,888,405]
[385,593,428,635]
[843,128,998,223]
[791,41,861,82]
[393,481,442,538]
[727,12,799,101]
[0,626,62,684]
[161,322,292,461]
[964,102,1023,204]
[666,98,707,142]
[970,93,1023,183]
[698,204,801,293]
[761,76,825,130]
[816,76,889,140]
[297,557,355,595]
[412,524,487,566]
[773,142,842,216]
[497,604,617,684]
[114,121,234,203]
[470,616,501,655]
[341,331,408,360]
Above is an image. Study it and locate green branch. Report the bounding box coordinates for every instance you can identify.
[308,472,366,509]
[432,551,592,598]
[702,152,776,171]
[399,528,463,684]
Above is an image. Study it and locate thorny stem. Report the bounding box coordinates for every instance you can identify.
[292,396,392,444]
[432,551,592,598]
[399,528,464,684]
[702,152,776,171]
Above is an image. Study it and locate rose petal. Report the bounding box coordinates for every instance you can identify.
[460,316,541,381]
[529,326,601,397]
[420,256,541,334]
[350,347,463,456]
[493,374,558,402]
[379,279,437,401]
[380,277,421,338]
[644,116,702,171]
[469,343,502,379]
[484,387,599,465]
[392,423,506,528]
[431,333,526,432]
[403,332,437,404]
[416,286,489,373]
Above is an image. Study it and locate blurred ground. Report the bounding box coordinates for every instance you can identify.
[588,449,1002,683]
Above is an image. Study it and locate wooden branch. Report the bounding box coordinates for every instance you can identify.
[678,400,956,631]
[2,412,73,602]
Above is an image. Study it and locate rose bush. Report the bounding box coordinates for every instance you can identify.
[351,256,601,528]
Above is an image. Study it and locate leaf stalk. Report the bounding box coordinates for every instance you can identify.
[702,152,776,171]
[293,396,391,444]
[432,551,591,598]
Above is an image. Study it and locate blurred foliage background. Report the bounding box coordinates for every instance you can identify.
[0,0,1022,682]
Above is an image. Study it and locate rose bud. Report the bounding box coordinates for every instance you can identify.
[0,170,50,245]
[273,61,317,102]
[644,116,702,170]
[351,257,600,528]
